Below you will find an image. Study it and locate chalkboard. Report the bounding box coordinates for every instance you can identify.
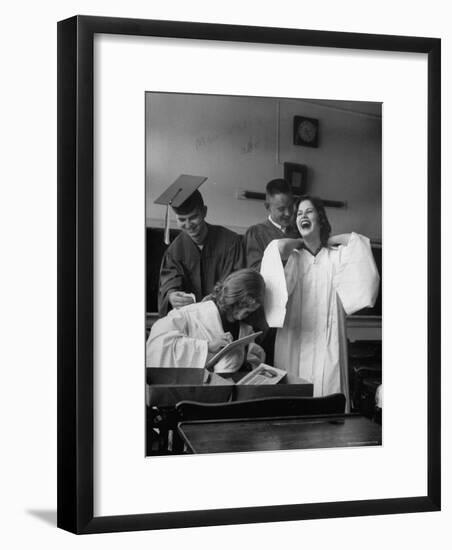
[146,227,180,314]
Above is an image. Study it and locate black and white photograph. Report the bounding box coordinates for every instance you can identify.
[1,0,448,544]
[145,92,382,456]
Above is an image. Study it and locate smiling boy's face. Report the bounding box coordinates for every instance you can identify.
[174,206,208,244]
[296,199,320,239]
[266,193,294,229]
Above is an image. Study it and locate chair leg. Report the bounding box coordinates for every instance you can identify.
[171,430,185,453]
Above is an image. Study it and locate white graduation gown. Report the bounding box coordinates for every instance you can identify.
[261,233,379,403]
[146,300,259,374]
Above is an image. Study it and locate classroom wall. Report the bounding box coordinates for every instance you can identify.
[146,93,382,240]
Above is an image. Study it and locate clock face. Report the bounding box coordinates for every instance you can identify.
[298,120,317,142]
[294,116,319,147]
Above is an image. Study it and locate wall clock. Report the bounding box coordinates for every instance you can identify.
[293,116,319,147]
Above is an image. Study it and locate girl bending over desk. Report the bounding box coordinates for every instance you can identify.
[146,269,266,375]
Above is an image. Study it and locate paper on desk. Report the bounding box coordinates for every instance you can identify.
[205,331,263,370]
[260,240,288,327]
[236,364,287,385]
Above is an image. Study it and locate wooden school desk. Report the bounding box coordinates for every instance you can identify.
[177,414,382,454]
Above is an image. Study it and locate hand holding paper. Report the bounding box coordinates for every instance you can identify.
[205,331,262,370]
[208,332,233,353]
[168,291,196,309]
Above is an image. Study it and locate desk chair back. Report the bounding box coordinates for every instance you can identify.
[176,393,346,421]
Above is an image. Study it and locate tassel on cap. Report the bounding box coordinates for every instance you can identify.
[163,204,171,245]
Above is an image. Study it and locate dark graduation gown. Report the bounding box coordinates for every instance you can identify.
[244,219,300,271]
[158,224,245,316]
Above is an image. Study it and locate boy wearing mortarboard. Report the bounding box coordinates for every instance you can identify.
[155,175,245,316]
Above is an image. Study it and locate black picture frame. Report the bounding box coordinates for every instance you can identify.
[284,161,308,195]
[57,15,441,534]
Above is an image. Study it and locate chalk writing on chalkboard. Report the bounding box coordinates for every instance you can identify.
[194,119,267,152]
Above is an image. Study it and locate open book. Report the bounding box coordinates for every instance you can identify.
[236,364,287,385]
[205,331,262,371]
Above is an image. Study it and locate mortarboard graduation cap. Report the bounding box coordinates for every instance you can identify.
[154,174,208,244]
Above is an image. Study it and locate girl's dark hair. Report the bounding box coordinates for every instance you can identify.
[296,195,332,246]
[212,268,265,316]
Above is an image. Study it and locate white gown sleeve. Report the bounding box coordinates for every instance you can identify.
[146,309,208,368]
[333,232,380,315]
[260,240,288,327]
[213,348,246,374]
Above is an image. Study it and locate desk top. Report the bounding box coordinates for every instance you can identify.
[178,414,381,454]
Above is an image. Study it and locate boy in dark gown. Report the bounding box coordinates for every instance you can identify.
[244,178,299,271]
[158,189,245,316]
